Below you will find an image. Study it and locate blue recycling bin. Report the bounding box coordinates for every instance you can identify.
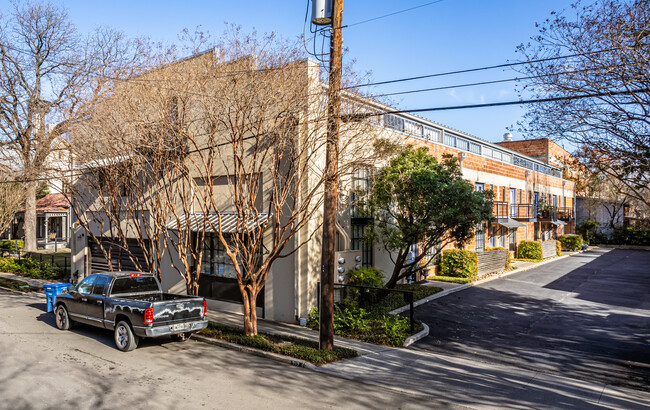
[43,283,70,313]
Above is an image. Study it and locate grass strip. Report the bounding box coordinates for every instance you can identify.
[513,258,542,263]
[0,277,39,292]
[427,276,473,284]
[198,322,357,365]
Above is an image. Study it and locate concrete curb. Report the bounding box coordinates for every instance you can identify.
[192,334,317,370]
[403,322,428,347]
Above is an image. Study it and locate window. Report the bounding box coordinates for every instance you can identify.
[475,183,485,192]
[469,142,481,154]
[489,226,496,247]
[384,115,405,132]
[456,138,469,151]
[444,133,456,147]
[351,223,372,267]
[483,147,493,158]
[351,166,373,267]
[404,120,423,136]
[423,127,440,142]
[111,276,159,295]
[77,276,96,294]
[500,227,506,248]
[502,153,511,163]
[91,275,110,296]
[201,233,240,279]
[492,151,502,160]
[351,167,372,218]
[475,223,485,252]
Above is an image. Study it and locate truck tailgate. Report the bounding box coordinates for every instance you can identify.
[152,297,204,325]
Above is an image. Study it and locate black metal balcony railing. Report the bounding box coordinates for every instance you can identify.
[556,207,574,220]
[493,203,574,220]
[492,202,509,219]
[535,206,574,220]
[509,204,535,219]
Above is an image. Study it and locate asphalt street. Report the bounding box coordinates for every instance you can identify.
[0,290,455,410]
[413,248,650,392]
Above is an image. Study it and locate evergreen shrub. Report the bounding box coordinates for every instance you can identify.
[440,249,478,279]
[518,241,542,260]
[558,234,584,251]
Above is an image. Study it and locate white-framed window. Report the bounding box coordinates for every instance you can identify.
[423,127,441,142]
[456,138,469,151]
[444,133,456,147]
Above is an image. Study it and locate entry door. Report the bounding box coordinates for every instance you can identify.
[509,229,516,252]
[509,188,517,217]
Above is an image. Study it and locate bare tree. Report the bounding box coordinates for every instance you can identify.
[515,0,650,208]
[70,31,380,336]
[0,1,146,251]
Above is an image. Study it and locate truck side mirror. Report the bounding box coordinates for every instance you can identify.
[67,285,76,293]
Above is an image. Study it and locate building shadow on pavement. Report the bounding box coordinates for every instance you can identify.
[412,250,650,393]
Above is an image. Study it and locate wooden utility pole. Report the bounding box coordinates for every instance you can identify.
[320,0,343,351]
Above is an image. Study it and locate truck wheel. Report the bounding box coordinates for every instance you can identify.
[114,321,139,352]
[55,304,73,330]
[171,332,192,342]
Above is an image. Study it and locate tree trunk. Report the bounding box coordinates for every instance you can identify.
[243,288,258,336]
[23,181,37,252]
[385,249,408,289]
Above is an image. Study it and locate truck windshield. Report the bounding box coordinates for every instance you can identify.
[110,276,160,295]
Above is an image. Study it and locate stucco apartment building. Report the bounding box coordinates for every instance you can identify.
[70,55,576,324]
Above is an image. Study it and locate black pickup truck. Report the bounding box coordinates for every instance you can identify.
[54,272,208,351]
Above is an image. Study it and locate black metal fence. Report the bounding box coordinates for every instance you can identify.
[21,252,71,277]
[318,282,415,332]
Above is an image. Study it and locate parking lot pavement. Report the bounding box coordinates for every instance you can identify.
[412,248,650,392]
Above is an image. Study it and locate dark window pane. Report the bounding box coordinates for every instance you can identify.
[110,276,159,295]
[91,275,110,295]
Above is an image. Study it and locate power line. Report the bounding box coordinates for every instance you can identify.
[370,87,650,115]
[344,48,621,90]
[369,68,597,99]
[346,0,445,28]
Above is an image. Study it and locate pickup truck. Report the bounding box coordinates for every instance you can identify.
[54,272,208,352]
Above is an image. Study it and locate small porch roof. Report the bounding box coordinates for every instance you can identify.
[495,218,525,229]
[549,219,567,226]
[166,212,271,233]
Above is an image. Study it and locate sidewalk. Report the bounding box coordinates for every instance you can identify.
[0,271,58,288]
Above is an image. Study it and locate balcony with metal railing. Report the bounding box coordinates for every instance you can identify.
[493,202,573,221]
[509,204,536,220]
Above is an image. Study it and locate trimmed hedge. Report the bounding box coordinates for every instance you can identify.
[558,234,584,252]
[0,257,64,280]
[440,249,478,279]
[518,241,542,260]
[556,240,563,256]
[0,240,23,252]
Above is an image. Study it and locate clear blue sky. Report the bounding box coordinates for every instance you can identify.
[2,0,576,145]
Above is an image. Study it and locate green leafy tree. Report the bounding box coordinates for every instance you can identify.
[364,146,492,289]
